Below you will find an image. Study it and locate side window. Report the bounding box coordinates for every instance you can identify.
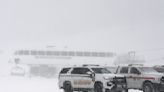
[130,67,140,74]
[120,67,129,74]
[71,68,90,74]
[60,68,71,74]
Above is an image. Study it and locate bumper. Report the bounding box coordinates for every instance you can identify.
[104,77,127,92]
[154,83,164,91]
[105,83,127,92]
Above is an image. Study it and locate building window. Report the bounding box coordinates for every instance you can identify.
[61,51,68,56]
[84,52,90,57]
[53,51,60,56]
[46,51,53,55]
[76,52,83,56]
[92,52,98,57]
[68,51,75,56]
[31,50,37,55]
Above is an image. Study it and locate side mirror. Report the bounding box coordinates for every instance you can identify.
[86,71,92,75]
[87,71,95,78]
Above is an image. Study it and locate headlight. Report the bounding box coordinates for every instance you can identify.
[107,82,112,86]
[160,77,164,83]
[103,77,113,81]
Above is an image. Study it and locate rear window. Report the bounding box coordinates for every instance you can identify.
[60,68,71,74]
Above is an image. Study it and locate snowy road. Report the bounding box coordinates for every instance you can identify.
[0,76,142,92]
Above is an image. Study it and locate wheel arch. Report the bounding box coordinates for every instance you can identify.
[142,80,153,89]
[94,81,103,87]
[63,81,72,87]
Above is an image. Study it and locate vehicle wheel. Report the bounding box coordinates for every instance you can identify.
[143,82,155,92]
[123,89,128,92]
[63,82,73,92]
[94,83,103,92]
[120,89,128,92]
[154,85,160,92]
[110,88,128,92]
[125,89,128,92]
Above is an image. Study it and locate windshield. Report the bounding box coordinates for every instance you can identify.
[154,67,164,73]
[91,68,111,74]
[138,67,158,73]
[106,67,117,73]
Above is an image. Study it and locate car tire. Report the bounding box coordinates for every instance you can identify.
[154,85,160,92]
[120,89,128,92]
[110,88,128,92]
[94,83,103,92]
[63,82,73,92]
[125,89,128,92]
[143,82,155,92]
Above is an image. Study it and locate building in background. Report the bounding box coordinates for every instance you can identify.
[9,50,115,78]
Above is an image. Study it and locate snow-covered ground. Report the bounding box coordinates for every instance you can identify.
[0,75,142,92]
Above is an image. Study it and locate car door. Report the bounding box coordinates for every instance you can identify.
[118,67,133,88]
[71,67,93,89]
[128,67,141,89]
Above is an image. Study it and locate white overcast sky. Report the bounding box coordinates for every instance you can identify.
[0,0,164,62]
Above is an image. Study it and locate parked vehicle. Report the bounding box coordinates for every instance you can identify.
[154,65,164,73]
[58,64,127,92]
[116,64,164,92]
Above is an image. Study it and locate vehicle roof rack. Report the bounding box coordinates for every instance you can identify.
[128,64,144,67]
[82,64,99,66]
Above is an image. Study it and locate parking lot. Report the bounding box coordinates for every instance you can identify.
[0,76,142,92]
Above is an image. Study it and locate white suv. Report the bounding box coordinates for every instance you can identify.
[58,65,127,92]
[116,65,164,92]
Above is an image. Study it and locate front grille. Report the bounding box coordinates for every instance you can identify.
[112,77,126,84]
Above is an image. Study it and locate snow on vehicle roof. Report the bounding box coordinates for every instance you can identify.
[61,64,107,68]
